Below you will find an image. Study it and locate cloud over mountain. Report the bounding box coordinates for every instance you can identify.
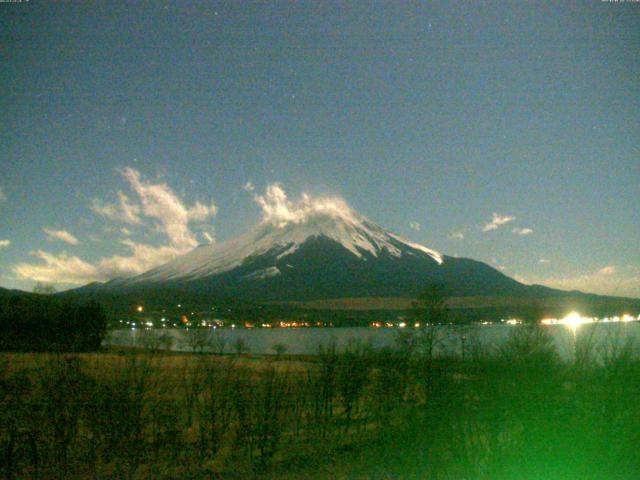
[13,167,217,286]
[90,192,142,225]
[483,213,516,232]
[254,184,358,228]
[43,228,80,245]
[14,250,99,285]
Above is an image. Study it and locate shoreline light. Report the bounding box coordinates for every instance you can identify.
[561,311,586,331]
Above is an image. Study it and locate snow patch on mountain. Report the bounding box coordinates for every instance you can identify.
[245,266,281,280]
[387,233,442,263]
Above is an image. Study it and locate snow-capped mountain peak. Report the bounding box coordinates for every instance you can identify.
[73,186,594,306]
[129,197,442,284]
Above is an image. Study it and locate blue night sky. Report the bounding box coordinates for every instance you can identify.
[1,1,639,296]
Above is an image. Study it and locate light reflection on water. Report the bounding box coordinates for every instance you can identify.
[106,322,640,360]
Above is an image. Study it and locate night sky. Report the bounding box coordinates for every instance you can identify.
[1,1,639,296]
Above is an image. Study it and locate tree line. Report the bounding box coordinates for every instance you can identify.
[0,293,107,352]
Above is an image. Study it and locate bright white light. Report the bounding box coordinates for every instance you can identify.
[559,311,594,333]
[540,313,638,326]
[563,311,582,326]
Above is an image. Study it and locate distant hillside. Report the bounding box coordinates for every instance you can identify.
[0,286,35,298]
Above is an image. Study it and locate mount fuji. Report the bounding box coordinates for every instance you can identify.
[80,197,533,301]
[69,193,639,318]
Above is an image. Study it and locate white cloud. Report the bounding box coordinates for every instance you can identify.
[190,202,217,221]
[448,232,465,240]
[14,250,99,285]
[13,241,193,286]
[90,167,217,248]
[43,228,80,245]
[97,240,190,278]
[91,200,118,219]
[121,167,217,248]
[201,231,215,244]
[118,192,142,224]
[538,258,550,264]
[0,239,10,248]
[409,221,421,231]
[512,227,533,235]
[14,167,218,287]
[254,183,355,228]
[90,192,142,225]
[243,181,255,192]
[491,257,507,271]
[482,213,516,232]
[598,265,616,275]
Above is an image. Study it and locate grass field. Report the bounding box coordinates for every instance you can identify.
[2,325,640,479]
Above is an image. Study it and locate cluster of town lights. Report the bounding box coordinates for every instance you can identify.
[129,303,638,331]
[540,312,638,331]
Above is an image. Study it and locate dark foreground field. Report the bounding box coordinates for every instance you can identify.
[2,325,640,479]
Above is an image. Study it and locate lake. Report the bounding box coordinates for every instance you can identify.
[106,321,640,360]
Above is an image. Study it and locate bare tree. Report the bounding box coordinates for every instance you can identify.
[211,330,228,355]
[184,329,211,354]
[413,283,449,326]
[138,329,162,353]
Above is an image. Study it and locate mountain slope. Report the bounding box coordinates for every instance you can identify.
[124,207,442,286]
[89,203,531,302]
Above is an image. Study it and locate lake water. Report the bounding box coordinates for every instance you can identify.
[106,321,640,360]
